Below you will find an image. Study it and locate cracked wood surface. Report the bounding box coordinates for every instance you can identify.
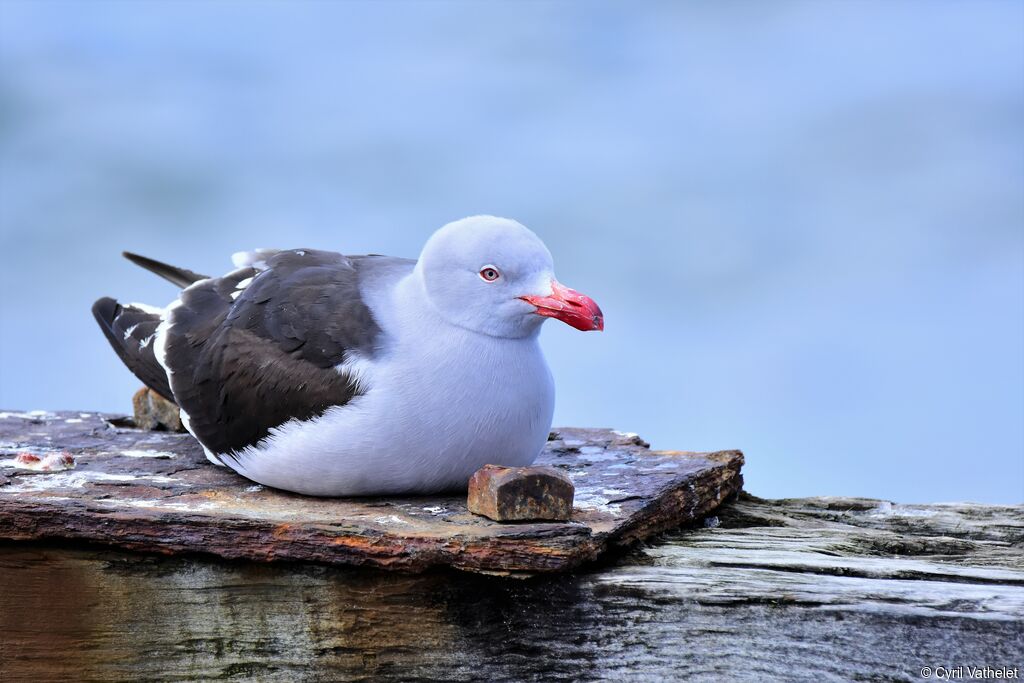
[0,494,1020,681]
[0,410,743,574]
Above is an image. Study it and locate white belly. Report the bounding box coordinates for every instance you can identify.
[227,329,555,496]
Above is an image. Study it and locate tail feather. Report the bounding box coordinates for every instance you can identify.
[92,297,175,402]
[122,252,209,289]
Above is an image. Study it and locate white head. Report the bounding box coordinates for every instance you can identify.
[416,216,603,339]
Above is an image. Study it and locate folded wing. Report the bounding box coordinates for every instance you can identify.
[160,249,400,458]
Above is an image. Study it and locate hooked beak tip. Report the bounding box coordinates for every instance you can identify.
[520,280,604,332]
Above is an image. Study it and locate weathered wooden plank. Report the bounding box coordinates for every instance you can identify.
[0,410,743,574]
[604,495,1024,622]
[0,494,1019,682]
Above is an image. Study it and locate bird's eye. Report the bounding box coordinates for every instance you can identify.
[479,266,501,282]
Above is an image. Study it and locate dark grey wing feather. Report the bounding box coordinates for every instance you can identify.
[123,251,210,288]
[92,297,174,401]
[161,250,408,456]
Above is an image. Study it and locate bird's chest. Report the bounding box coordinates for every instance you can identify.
[390,332,554,443]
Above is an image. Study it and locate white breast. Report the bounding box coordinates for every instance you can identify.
[227,273,555,496]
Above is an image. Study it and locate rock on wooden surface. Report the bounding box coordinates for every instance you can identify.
[131,387,185,432]
[0,494,1019,682]
[467,464,574,522]
[0,410,743,575]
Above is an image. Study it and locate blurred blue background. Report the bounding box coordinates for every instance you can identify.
[0,1,1021,504]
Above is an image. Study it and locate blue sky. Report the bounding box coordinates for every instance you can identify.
[1,1,1021,503]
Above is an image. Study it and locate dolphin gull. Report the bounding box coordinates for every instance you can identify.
[92,216,603,496]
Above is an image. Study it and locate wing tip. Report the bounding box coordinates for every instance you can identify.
[121,251,152,270]
[120,252,209,288]
[92,296,120,325]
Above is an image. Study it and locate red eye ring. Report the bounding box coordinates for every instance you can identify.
[479,266,501,282]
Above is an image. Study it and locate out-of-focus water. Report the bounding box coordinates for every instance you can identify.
[0,1,1021,503]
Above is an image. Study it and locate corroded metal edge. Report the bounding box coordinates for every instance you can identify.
[0,411,744,575]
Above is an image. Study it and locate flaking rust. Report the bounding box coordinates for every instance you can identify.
[0,411,744,575]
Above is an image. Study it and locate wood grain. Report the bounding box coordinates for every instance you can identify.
[0,494,1019,681]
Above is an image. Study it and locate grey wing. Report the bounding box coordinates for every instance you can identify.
[92,297,175,401]
[160,249,412,457]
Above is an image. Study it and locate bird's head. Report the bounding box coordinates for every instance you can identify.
[417,216,603,339]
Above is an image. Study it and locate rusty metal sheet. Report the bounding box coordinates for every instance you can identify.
[0,410,743,575]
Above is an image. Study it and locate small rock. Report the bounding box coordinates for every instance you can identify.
[467,464,574,522]
[132,387,185,432]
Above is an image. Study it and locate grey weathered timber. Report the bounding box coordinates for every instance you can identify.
[0,494,1020,681]
[0,410,743,575]
[608,495,1024,620]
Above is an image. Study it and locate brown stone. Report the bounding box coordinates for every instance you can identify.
[467,464,574,522]
[132,387,185,432]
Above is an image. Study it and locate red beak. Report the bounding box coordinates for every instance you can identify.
[520,280,604,332]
